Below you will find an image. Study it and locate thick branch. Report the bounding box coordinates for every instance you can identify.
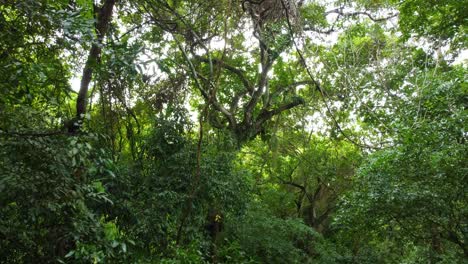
[256,97,305,127]
[278,179,315,205]
[230,90,248,113]
[194,55,254,93]
[196,74,237,127]
[325,8,399,22]
[244,46,273,124]
[275,164,310,198]
[281,180,306,192]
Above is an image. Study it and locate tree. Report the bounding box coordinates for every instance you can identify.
[336,66,467,262]
[1,0,466,262]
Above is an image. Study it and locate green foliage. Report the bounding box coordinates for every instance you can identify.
[335,66,467,262]
[158,241,207,264]
[224,203,316,263]
[1,0,466,263]
[300,2,328,29]
[105,109,250,261]
[398,0,468,49]
[0,134,124,262]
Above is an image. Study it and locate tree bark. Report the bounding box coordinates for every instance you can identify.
[70,0,116,133]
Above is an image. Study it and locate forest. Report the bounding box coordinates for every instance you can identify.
[0,0,467,263]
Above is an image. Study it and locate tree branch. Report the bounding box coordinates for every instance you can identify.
[175,38,237,128]
[196,74,237,127]
[244,43,274,124]
[256,97,305,127]
[194,55,254,93]
[304,8,398,34]
[281,0,380,150]
[0,130,65,137]
[230,90,248,113]
[325,8,399,22]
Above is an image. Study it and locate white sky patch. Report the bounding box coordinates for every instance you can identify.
[296,84,307,91]
[453,49,468,66]
[304,111,327,134]
[70,76,81,92]
[209,36,226,50]
[185,97,198,123]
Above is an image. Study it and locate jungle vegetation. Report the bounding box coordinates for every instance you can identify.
[0,0,467,263]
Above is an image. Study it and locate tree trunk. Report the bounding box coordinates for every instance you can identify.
[70,0,116,133]
[429,225,442,264]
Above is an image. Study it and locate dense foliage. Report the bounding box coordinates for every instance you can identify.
[0,0,466,263]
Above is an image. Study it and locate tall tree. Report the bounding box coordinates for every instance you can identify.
[71,0,116,133]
